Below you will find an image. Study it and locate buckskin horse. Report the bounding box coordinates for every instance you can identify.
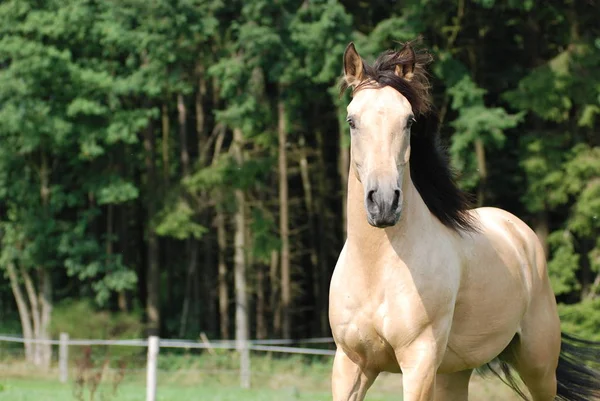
[328,40,600,401]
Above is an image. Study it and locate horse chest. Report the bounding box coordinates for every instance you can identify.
[330,294,399,370]
[329,275,425,371]
[330,249,455,371]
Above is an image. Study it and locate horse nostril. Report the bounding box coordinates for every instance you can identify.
[367,189,376,205]
[392,190,400,210]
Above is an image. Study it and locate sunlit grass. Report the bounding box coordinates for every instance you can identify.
[0,352,521,401]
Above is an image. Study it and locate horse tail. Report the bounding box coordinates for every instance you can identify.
[555,332,600,401]
[477,332,600,401]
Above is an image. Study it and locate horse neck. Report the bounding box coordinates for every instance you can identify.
[346,164,432,254]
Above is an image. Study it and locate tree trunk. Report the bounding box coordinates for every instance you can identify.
[256,263,266,339]
[21,267,40,355]
[194,241,204,334]
[196,68,216,335]
[117,290,128,312]
[208,126,229,339]
[204,219,217,336]
[118,200,129,312]
[315,130,331,336]
[298,134,320,334]
[38,269,52,368]
[196,65,207,158]
[6,263,34,362]
[278,96,291,339]
[179,243,198,337]
[162,102,170,186]
[177,94,190,177]
[144,119,160,336]
[161,102,172,314]
[216,201,229,339]
[232,127,249,388]
[177,93,201,337]
[36,152,52,369]
[21,266,51,367]
[107,203,128,311]
[474,138,487,206]
[270,250,281,337]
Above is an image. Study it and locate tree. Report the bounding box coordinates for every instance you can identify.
[1,0,600,349]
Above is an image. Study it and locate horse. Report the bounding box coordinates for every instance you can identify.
[328,40,600,401]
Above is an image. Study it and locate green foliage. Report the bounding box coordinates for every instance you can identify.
[249,208,280,264]
[504,51,572,123]
[0,318,23,337]
[288,0,353,84]
[559,299,600,341]
[547,230,581,296]
[185,155,231,192]
[519,135,568,212]
[472,0,534,11]
[155,199,207,240]
[363,17,416,54]
[50,299,144,359]
[50,299,143,340]
[445,73,522,189]
[0,0,599,343]
[96,180,139,205]
[507,38,600,303]
[0,0,143,309]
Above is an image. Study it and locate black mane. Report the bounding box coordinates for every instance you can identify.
[409,110,478,232]
[342,41,478,233]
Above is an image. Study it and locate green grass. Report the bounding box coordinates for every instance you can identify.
[0,378,338,401]
[0,374,523,401]
[0,352,522,401]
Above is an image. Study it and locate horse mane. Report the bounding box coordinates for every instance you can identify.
[340,40,478,233]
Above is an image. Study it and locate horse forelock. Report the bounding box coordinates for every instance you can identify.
[340,40,433,117]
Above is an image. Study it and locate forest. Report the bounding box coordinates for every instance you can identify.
[0,0,599,368]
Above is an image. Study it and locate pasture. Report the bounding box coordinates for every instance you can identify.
[0,354,520,401]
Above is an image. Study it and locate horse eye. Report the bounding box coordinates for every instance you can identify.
[346,117,356,130]
[407,117,416,129]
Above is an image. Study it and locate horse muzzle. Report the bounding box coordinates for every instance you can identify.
[365,184,402,228]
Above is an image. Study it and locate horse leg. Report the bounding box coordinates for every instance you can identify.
[331,349,378,401]
[503,287,561,401]
[399,357,437,401]
[397,337,446,401]
[434,370,472,401]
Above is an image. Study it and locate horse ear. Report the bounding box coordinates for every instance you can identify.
[394,43,416,81]
[343,42,364,87]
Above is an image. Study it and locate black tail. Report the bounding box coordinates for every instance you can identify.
[477,332,600,400]
[555,332,600,401]
[477,359,529,401]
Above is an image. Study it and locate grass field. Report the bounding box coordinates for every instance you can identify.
[0,352,523,400]
[0,376,522,401]
[0,378,336,401]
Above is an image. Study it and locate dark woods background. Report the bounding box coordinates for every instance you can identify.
[0,0,599,366]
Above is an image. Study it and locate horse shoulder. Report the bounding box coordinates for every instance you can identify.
[468,207,548,297]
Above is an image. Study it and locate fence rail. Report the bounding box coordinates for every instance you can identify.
[0,335,335,347]
[0,333,337,401]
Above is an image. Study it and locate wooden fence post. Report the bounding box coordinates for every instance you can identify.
[146,336,159,401]
[59,333,69,383]
[239,339,250,389]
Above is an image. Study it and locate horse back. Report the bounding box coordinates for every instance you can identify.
[469,206,548,288]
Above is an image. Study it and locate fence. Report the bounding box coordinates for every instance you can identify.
[0,334,336,401]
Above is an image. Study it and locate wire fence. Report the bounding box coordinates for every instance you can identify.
[0,335,335,347]
[0,333,337,401]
